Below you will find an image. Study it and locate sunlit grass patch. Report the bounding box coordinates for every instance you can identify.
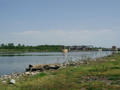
[34,72,47,78]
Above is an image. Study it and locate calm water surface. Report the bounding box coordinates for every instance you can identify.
[0,51,112,76]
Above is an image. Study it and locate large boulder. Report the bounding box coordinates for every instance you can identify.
[26,64,60,72]
[43,64,60,70]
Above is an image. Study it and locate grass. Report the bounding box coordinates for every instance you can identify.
[0,53,120,90]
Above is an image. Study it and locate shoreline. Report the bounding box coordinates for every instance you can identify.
[0,53,120,89]
[0,54,112,82]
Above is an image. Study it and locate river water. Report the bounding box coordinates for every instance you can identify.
[0,51,112,76]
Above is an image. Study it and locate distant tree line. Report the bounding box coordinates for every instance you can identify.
[0,43,114,52]
[0,43,63,52]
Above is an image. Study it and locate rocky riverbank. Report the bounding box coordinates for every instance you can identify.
[1,60,88,79]
[1,53,120,90]
[0,56,106,84]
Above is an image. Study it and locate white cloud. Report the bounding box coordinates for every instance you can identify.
[10,29,120,47]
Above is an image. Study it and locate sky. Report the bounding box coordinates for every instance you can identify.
[0,0,120,47]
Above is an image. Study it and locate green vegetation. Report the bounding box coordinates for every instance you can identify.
[0,43,63,52]
[0,54,120,90]
[0,43,114,52]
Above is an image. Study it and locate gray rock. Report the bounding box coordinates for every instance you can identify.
[9,79,16,84]
[25,72,31,75]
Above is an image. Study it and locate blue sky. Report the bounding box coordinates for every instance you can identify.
[0,0,120,47]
